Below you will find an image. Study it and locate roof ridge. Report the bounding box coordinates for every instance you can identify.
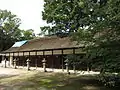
[29,36,68,43]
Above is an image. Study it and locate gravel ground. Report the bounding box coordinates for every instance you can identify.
[0,67,113,90]
[0,67,27,78]
[0,66,100,77]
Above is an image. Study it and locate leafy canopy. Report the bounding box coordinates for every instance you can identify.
[42,0,120,72]
[0,10,21,51]
[0,10,36,51]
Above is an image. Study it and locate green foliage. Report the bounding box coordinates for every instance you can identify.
[0,10,36,51]
[42,0,120,74]
[65,54,85,64]
[98,73,120,87]
[20,29,36,40]
[40,26,55,36]
[41,0,83,36]
[0,10,21,51]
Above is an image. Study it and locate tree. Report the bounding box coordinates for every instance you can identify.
[0,10,21,51]
[0,10,36,52]
[20,29,36,40]
[42,0,120,73]
[41,0,82,36]
[39,26,54,36]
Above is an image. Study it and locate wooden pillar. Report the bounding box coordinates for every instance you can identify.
[61,49,64,71]
[9,53,13,67]
[35,51,37,69]
[12,52,14,68]
[52,50,54,70]
[29,51,31,70]
[4,54,7,68]
[43,51,45,57]
[23,52,24,68]
[1,54,4,67]
[73,48,76,73]
[18,52,19,68]
[8,53,10,67]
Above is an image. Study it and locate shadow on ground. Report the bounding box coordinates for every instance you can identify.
[0,71,119,90]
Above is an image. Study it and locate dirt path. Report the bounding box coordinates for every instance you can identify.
[0,67,27,78]
[0,67,35,90]
[0,67,117,90]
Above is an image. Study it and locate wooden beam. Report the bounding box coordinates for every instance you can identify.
[45,50,52,55]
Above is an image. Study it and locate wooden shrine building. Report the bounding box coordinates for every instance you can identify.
[1,36,85,71]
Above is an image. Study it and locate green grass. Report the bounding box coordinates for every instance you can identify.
[0,71,118,90]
